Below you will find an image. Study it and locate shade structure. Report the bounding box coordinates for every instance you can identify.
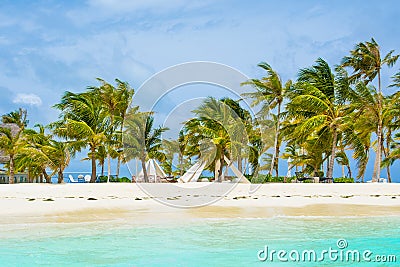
[178,156,250,184]
[136,159,167,183]
[178,160,207,183]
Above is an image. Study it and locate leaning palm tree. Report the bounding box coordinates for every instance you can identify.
[53,91,109,182]
[341,38,399,181]
[0,126,25,184]
[285,59,349,178]
[124,110,167,182]
[0,109,28,184]
[242,62,292,177]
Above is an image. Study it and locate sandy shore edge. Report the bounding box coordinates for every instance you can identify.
[1,183,399,224]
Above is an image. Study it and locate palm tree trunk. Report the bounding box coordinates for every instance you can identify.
[342,165,345,178]
[42,169,51,184]
[116,123,123,178]
[116,154,121,178]
[179,154,183,176]
[347,164,352,178]
[384,133,392,183]
[101,163,104,177]
[141,158,148,182]
[58,170,64,183]
[107,152,111,183]
[9,156,15,184]
[237,152,242,173]
[90,146,97,183]
[327,130,338,178]
[373,123,383,181]
[373,71,383,181]
[218,154,224,182]
[269,104,281,178]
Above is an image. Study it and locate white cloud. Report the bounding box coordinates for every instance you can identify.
[13,93,42,106]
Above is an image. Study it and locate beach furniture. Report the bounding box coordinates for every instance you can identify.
[295,172,314,183]
[77,174,85,183]
[84,175,91,183]
[136,159,168,183]
[68,175,78,183]
[318,177,333,183]
[314,171,333,183]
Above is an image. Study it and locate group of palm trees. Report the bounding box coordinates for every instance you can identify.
[1,38,400,184]
[244,38,400,182]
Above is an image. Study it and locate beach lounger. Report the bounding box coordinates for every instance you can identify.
[68,175,78,183]
[84,175,91,183]
[295,172,314,183]
[319,177,333,183]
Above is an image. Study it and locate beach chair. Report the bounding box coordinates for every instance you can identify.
[84,175,91,183]
[319,177,333,183]
[68,175,78,183]
[160,176,177,183]
[295,172,314,183]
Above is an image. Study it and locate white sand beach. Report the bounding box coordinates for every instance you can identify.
[0,183,400,224]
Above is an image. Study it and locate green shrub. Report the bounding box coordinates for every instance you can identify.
[98,176,131,183]
[334,177,354,183]
[250,174,296,183]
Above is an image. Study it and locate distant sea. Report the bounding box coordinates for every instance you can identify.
[0,216,399,266]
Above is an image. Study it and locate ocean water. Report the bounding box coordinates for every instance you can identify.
[0,216,399,266]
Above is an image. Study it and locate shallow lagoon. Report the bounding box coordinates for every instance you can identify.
[0,216,399,266]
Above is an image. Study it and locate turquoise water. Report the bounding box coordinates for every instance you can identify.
[0,216,399,266]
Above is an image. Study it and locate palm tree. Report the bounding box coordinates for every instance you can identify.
[161,139,180,176]
[2,108,28,129]
[0,109,28,184]
[89,78,134,180]
[390,71,400,88]
[341,38,399,181]
[242,62,292,177]
[124,110,167,182]
[53,91,108,182]
[0,127,25,184]
[220,97,252,173]
[285,59,348,178]
[18,125,52,183]
[83,145,107,177]
[181,97,248,181]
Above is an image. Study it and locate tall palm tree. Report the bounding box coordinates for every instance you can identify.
[242,62,292,177]
[285,59,348,178]
[115,79,135,177]
[220,97,252,173]
[341,38,399,181]
[124,110,167,182]
[53,91,108,182]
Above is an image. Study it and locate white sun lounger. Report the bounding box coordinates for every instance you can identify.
[68,175,78,183]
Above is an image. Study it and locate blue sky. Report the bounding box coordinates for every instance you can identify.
[1,0,400,180]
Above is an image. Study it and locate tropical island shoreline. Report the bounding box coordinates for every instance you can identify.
[1,183,400,225]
